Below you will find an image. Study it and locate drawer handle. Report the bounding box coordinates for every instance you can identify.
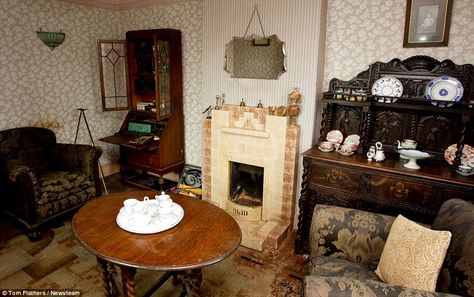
[389,181,409,199]
[327,169,341,184]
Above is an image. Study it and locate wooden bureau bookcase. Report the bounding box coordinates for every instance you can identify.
[295,55,474,254]
[100,29,184,188]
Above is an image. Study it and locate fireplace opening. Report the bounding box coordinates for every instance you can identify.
[229,162,263,207]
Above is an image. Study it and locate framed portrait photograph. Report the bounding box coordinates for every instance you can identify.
[403,0,453,47]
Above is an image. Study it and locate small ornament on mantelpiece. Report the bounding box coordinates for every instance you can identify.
[257,100,263,108]
[215,93,225,110]
[287,87,302,126]
[240,98,246,107]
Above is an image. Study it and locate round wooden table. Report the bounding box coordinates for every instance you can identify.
[72,190,241,297]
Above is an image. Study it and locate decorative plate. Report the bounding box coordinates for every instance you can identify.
[116,202,184,234]
[444,144,474,167]
[344,134,360,145]
[425,76,464,108]
[326,130,343,144]
[371,76,403,102]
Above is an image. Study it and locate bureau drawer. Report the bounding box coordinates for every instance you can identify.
[369,176,435,208]
[309,162,360,193]
[122,150,161,169]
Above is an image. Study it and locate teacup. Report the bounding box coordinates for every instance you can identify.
[158,206,174,224]
[319,141,333,150]
[123,198,139,215]
[457,165,473,174]
[339,144,354,154]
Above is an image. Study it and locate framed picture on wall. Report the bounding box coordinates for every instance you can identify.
[403,0,453,47]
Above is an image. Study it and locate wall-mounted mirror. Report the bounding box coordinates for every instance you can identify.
[224,35,286,80]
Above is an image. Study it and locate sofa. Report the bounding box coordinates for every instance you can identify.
[0,127,102,240]
[303,199,473,297]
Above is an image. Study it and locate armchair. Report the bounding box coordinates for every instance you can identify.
[303,199,473,296]
[0,127,102,240]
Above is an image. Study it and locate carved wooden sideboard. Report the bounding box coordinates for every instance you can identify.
[295,56,474,254]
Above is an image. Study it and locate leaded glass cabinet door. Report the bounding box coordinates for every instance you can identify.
[98,40,129,111]
[156,40,172,118]
[126,29,183,121]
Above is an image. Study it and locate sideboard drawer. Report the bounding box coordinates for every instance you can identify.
[369,176,435,208]
[309,163,360,193]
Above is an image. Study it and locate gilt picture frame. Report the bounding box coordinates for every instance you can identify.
[403,0,453,47]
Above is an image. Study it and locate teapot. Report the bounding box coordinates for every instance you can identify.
[397,139,417,150]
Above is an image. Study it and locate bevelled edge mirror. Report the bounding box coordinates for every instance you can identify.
[224,35,287,80]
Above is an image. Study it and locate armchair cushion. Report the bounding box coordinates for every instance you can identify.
[433,199,474,296]
[304,276,458,297]
[306,255,380,282]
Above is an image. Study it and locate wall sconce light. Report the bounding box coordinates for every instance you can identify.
[36,29,65,50]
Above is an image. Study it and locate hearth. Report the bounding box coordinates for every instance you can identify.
[203,105,300,251]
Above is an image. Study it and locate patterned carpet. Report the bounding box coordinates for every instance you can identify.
[0,174,305,297]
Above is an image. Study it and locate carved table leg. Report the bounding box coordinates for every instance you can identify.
[120,266,137,297]
[178,269,202,297]
[96,258,113,297]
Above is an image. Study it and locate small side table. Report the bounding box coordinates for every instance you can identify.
[72,190,241,297]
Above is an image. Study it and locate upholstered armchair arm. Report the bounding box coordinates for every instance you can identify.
[309,204,396,268]
[5,159,39,184]
[304,276,459,297]
[50,144,102,177]
[2,159,41,224]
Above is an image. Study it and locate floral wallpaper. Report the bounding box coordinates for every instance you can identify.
[0,0,202,167]
[121,1,203,166]
[323,0,474,88]
[1,0,472,169]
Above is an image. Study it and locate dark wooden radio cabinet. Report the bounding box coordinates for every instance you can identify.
[100,29,184,188]
[295,55,474,254]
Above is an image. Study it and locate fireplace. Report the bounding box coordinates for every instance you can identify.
[203,105,300,251]
[228,162,263,221]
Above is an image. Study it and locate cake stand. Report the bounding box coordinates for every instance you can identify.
[398,149,431,170]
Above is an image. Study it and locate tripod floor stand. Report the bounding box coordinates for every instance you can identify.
[74,108,108,195]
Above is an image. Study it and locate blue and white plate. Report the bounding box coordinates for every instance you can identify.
[425,76,463,108]
[371,76,403,103]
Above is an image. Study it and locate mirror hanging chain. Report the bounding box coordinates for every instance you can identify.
[244,4,269,45]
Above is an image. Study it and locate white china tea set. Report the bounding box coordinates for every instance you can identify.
[116,192,184,234]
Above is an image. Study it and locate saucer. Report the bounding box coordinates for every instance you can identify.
[455,170,474,177]
[337,150,354,156]
[318,146,333,152]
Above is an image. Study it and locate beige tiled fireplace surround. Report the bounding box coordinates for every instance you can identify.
[203,105,300,251]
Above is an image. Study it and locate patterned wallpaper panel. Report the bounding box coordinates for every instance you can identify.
[0,0,125,164]
[120,0,203,166]
[323,0,474,89]
[0,0,202,167]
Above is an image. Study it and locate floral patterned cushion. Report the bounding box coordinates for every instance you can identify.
[433,199,474,297]
[309,204,395,269]
[304,276,458,297]
[306,255,380,282]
